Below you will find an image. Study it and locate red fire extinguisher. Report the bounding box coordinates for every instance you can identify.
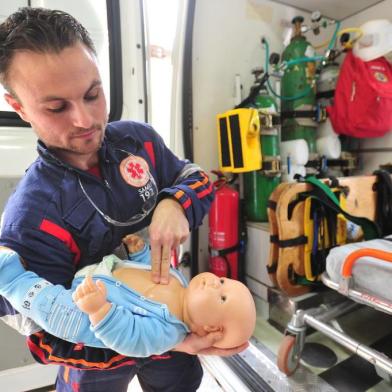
[208,172,239,280]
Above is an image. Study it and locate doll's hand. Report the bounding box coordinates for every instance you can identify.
[173,332,249,357]
[72,276,111,325]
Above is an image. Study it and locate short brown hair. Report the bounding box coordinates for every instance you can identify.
[0,7,96,91]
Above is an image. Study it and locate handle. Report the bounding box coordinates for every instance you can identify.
[342,248,392,278]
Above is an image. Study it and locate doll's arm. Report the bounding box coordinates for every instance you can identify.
[89,300,188,357]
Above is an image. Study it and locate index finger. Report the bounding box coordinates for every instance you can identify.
[159,244,171,284]
[200,342,249,357]
[150,241,162,283]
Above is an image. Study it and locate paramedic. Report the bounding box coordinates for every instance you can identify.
[0,7,245,392]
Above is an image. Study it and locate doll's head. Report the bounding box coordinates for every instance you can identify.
[184,272,256,349]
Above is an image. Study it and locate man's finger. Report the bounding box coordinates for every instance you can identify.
[150,241,162,283]
[194,332,223,352]
[199,342,249,357]
[160,244,171,284]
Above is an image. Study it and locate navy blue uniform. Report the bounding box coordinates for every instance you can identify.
[0,120,213,391]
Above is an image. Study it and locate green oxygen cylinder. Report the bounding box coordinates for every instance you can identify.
[281,16,317,156]
[244,74,281,222]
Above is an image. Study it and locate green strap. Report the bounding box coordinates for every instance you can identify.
[304,176,380,240]
[305,176,340,205]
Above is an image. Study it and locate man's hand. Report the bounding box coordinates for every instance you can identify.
[149,198,189,284]
[173,332,249,357]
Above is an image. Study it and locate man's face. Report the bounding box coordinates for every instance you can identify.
[5,42,107,166]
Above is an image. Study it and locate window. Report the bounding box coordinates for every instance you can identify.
[0,0,122,125]
[144,0,180,147]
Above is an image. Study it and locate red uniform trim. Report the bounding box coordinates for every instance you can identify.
[86,165,102,178]
[196,181,213,199]
[173,172,212,209]
[39,219,81,265]
[182,199,192,209]
[190,172,213,198]
[174,190,192,209]
[27,332,137,370]
[73,343,84,351]
[150,354,172,360]
[144,141,156,169]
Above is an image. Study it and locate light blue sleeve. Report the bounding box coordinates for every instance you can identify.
[127,244,151,264]
[0,249,102,346]
[91,301,187,357]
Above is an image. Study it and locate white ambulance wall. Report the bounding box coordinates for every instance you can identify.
[0,128,38,178]
[341,0,392,173]
[192,0,331,269]
[0,128,37,373]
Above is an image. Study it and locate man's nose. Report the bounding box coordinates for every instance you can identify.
[71,103,94,128]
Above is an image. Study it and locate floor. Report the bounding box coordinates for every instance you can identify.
[251,304,392,392]
[127,365,224,391]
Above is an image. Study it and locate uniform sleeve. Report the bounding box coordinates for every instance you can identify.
[147,126,214,228]
[92,302,187,357]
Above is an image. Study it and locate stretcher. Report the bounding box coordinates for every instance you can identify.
[277,238,392,380]
[267,175,380,296]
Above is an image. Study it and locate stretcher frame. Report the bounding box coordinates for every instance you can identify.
[277,248,392,380]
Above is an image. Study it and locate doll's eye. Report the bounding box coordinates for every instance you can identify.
[220,278,224,284]
[221,295,226,303]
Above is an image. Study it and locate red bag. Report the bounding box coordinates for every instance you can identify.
[327,51,392,138]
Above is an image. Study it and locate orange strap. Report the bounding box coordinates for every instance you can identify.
[342,248,392,278]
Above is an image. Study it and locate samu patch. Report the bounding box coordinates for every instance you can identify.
[120,155,150,187]
[374,71,388,83]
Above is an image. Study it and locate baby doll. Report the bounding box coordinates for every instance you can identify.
[0,236,256,357]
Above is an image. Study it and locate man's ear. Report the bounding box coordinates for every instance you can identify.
[4,93,28,121]
[203,325,223,333]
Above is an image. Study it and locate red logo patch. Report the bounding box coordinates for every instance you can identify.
[120,155,150,187]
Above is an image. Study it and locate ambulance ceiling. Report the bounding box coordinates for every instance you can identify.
[271,0,385,20]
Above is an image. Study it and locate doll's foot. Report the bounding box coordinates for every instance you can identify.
[122,234,145,253]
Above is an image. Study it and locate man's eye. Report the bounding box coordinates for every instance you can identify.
[221,295,226,303]
[85,92,99,101]
[48,105,66,113]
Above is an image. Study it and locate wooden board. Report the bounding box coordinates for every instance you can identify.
[270,175,379,296]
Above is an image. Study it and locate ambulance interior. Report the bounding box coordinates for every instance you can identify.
[1,0,392,391]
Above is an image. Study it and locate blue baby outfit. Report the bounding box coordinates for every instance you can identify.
[0,246,189,357]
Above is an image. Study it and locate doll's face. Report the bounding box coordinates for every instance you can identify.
[185,272,256,348]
